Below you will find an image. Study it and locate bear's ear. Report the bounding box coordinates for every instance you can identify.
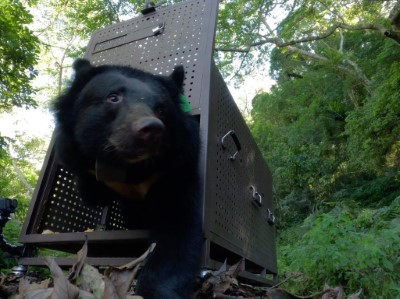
[170,65,185,88]
[73,59,92,73]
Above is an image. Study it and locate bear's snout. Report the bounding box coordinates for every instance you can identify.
[132,117,165,148]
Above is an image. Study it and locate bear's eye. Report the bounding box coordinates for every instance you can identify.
[106,94,123,104]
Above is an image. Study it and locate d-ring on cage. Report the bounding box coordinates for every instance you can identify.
[19,0,278,286]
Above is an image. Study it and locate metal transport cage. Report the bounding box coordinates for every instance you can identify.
[19,0,277,285]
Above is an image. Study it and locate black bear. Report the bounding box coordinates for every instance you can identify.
[52,59,202,298]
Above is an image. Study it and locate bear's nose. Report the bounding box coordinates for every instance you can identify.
[132,117,165,147]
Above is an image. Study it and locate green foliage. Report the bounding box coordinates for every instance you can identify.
[3,219,23,245]
[0,0,39,111]
[247,2,400,295]
[251,28,400,224]
[0,134,46,268]
[215,0,271,79]
[332,173,400,207]
[45,0,142,40]
[0,253,18,273]
[0,217,22,271]
[215,0,395,82]
[346,61,400,174]
[278,200,400,297]
[251,58,358,226]
[0,135,46,223]
[0,0,398,293]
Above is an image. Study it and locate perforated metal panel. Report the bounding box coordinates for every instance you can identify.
[84,0,215,115]
[39,167,103,233]
[26,148,129,234]
[202,65,276,275]
[19,0,277,285]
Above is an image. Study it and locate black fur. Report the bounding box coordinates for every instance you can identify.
[52,59,202,298]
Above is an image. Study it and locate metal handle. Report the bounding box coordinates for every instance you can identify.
[221,130,241,161]
[249,185,262,207]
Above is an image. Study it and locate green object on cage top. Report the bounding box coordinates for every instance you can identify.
[180,94,192,113]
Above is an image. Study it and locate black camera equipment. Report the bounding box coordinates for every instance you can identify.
[0,198,24,256]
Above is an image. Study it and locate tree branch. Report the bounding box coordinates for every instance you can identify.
[215,21,400,54]
[285,46,328,62]
[285,46,371,87]
[277,22,390,47]
[343,58,372,87]
[8,145,34,195]
[215,38,278,53]
[339,28,344,53]
[215,14,393,88]
[389,0,400,29]
[214,47,250,53]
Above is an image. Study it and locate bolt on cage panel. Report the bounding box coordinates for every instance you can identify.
[19,0,277,285]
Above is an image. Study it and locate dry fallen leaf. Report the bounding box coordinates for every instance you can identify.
[103,243,156,299]
[321,284,345,299]
[69,238,88,282]
[103,268,136,299]
[44,256,81,299]
[200,259,244,296]
[117,243,156,270]
[17,288,54,299]
[14,278,51,299]
[13,243,154,299]
[41,230,58,235]
[78,264,105,298]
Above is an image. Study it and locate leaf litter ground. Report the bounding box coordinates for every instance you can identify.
[0,241,359,299]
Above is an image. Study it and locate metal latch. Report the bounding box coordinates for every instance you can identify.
[249,185,262,207]
[152,23,165,35]
[92,22,166,54]
[267,208,275,225]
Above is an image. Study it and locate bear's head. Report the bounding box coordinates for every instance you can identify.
[53,59,191,174]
